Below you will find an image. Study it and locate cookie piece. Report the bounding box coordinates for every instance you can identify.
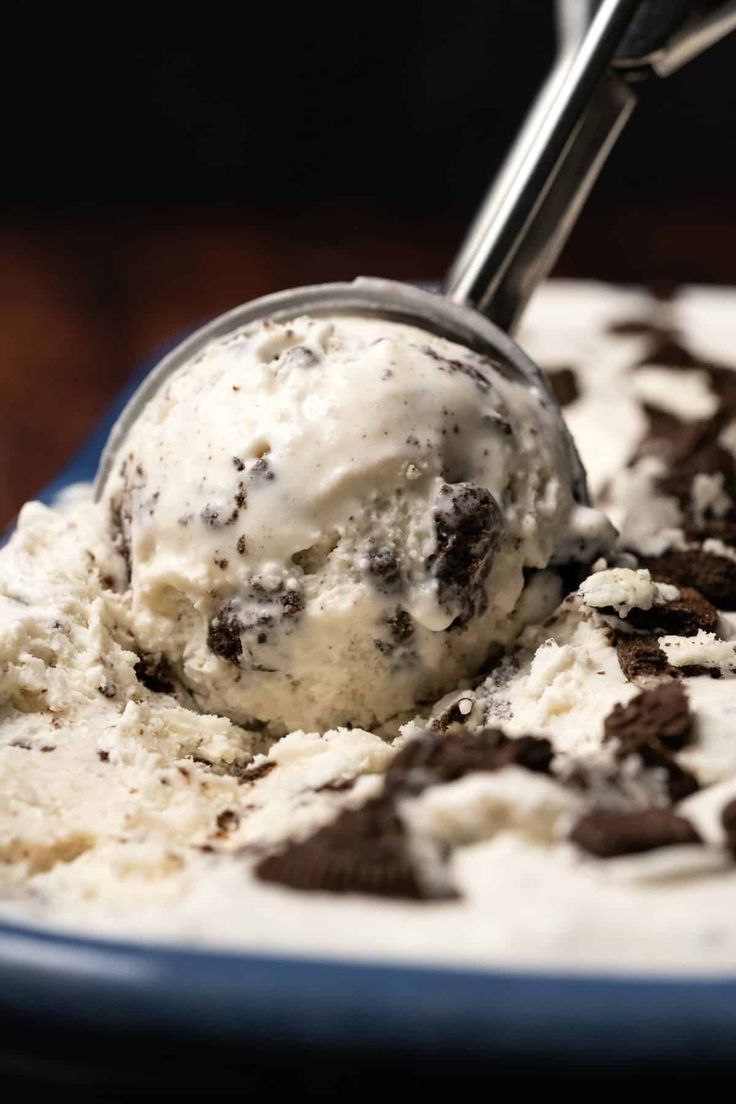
[544,367,579,408]
[605,683,692,754]
[641,550,736,610]
[613,633,671,681]
[617,587,718,638]
[255,795,434,899]
[134,652,175,695]
[430,482,502,627]
[570,808,701,858]
[386,727,553,793]
[603,683,698,802]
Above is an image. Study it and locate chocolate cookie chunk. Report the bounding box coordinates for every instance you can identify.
[387,727,552,794]
[613,634,671,681]
[430,482,502,627]
[603,683,698,803]
[366,544,402,592]
[570,808,701,858]
[544,366,579,408]
[615,587,719,638]
[207,600,244,663]
[641,550,736,610]
[255,795,434,899]
[134,652,175,695]
[605,683,692,754]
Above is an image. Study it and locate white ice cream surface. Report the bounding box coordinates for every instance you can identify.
[102,314,601,734]
[4,282,736,973]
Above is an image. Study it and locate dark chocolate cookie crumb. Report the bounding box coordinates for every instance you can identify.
[216,809,240,834]
[201,504,239,529]
[207,601,244,663]
[97,750,110,762]
[233,456,245,471]
[602,683,698,802]
[236,535,247,555]
[281,590,304,616]
[613,633,671,681]
[430,482,502,627]
[251,457,275,481]
[641,550,736,610]
[366,544,402,591]
[570,808,701,858]
[134,653,175,695]
[605,683,692,754]
[420,344,491,393]
[612,587,719,638]
[544,366,579,408]
[238,760,276,784]
[98,680,117,699]
[255,795,437,900]
[387,727,552,794]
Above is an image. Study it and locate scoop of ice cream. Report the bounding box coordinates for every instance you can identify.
[101,313,609,733]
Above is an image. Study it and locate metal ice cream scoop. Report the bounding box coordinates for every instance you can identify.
[96,0,736,502]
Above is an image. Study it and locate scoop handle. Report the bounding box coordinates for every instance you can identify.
[445,0,736,334]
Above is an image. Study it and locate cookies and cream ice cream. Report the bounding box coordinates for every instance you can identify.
[101,314,605,733]
[5,281,736,973]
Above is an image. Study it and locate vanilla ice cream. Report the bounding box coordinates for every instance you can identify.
[5,281,736,974]
[101,314,608,733]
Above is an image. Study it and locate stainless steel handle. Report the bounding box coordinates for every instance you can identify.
[445,0,736,334]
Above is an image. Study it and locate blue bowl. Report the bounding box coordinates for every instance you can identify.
[3,329,736,1068]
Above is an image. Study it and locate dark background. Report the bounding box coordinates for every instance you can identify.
[2,0,736,524]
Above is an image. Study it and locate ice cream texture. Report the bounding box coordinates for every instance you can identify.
[6,282,736,972]
[102,313,605,733]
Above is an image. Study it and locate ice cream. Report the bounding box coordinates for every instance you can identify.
[101,313,606,734]
[5,281,736,973]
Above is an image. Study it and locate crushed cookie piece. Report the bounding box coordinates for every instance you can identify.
[207,601,244,663]
[216,809,240,834]
[544,366,579,408]
[610,587,719,638]
[255,795,441,899]
[366,544,402,591]
[387,727,552,794]
[134,653,175,694]
[641,550,736,610]
[613,633,671,681]
[239,760,276,784]
[571,808,700,858]
[605,683,692,754]
[431,482,502,626]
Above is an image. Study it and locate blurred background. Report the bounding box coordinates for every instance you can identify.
[2,0,736,523]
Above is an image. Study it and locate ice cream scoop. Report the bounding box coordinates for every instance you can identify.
[102,312,609,733]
